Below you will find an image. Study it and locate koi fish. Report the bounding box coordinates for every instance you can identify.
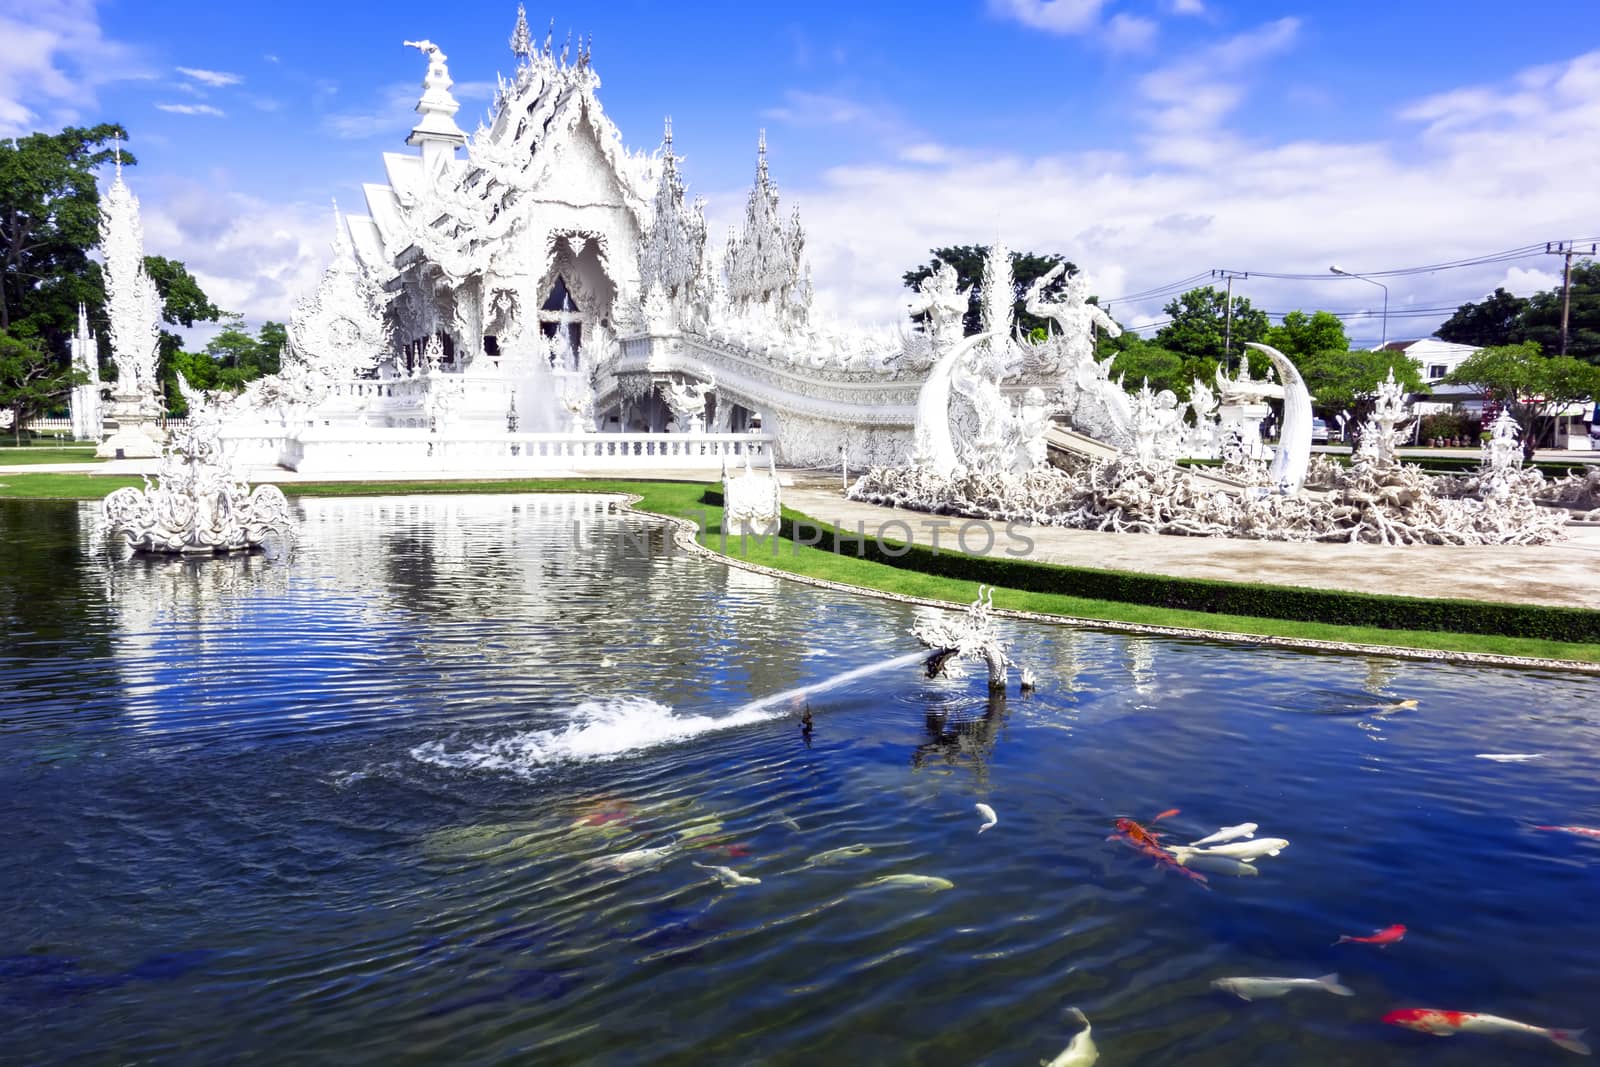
[861,874,954,891]
[1383,1008,1589,1055]
[1212,973,1353,1001]
[1334,923,1406,946]
[692,861,761,888]
[976,803,998,834]
[1042,1007,1097,1067]
[1172,852,1259,878]
[1110,818,1209,889]
[806,844,872,865]
[704,843,753,858]
[1190,822,1258,847]
[592,845,675,872]
[1536,825,1600,840]
[1168,838,1289,863]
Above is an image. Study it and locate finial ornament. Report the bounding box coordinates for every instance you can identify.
[509,4,533,60]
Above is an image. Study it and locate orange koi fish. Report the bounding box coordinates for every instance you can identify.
[1334,923,1406,946]
[1110,810,1208,888]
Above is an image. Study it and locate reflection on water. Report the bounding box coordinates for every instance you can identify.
[3,495,1600,1066]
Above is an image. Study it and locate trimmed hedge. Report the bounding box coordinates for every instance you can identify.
[703,490,1600,642]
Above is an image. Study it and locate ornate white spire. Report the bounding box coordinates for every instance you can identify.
[509,4,533,62]
[638,116,707,309]
[69,301,102,441]
[99,165,163,398]
[724,131,809,327]
[403,39,467,172]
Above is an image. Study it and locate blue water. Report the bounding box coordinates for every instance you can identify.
[2,494,1598,1064]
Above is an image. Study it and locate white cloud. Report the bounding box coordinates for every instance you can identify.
[322,83,417,140]
[1501,267,1560,298]
[176,66,242,88]
[1136,18,1299,165]
[139,179,333,339]
[780,48,1600,345]
[1104,13,1158,52]
[762,90,909,142]
[0,0,151,137]
[989,0,1110,35]
[156,103,225,117]
[1165,0,1205,14]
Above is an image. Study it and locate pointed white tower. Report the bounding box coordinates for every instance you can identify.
[402,39,467,179]
[69,302,103,441]
[95,138,166,458]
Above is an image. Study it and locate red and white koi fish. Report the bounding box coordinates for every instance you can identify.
[1383,1008,1589,1055]
[1536,825,1600,840]
[1333,923,1406,946]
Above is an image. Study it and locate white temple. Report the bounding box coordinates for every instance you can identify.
[195,10,1089,474]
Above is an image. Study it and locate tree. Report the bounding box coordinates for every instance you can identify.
[0,124,131,343]
[1108,339,1202,401]
[1294,347,1426,426]
[1435,287,1528,349]
[1518,262,1600,362]
[1154,285,1268,365]
[1444,342,1600,456]
[1435,265,1600,362]
[1263,310,1349,362]
[0,328,86,443]
[902,245,1079,336]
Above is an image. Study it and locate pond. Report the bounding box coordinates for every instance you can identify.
[1,495,1597,1065]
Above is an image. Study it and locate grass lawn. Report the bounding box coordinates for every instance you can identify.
[0,446,105,465]
[4,471,1598,665]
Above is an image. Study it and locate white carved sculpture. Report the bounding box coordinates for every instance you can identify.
[1024,263,1120,365]
[98,381,294,554]
[95,146,166,459]
[911,586,1018,693]
[663,375,714,432]
[285,203,392,382]
[1245,342,1314,495]
[68,302,103,441]
[721,450,781,536]
[1355,367,1412,468]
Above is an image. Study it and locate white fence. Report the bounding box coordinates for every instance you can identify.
[280,428,774,474]
[25,417,190,437]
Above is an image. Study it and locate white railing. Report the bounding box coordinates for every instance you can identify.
[283,428,773,474]
[26,416,190,436]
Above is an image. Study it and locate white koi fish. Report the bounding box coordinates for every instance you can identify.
[692,861,761,887]
[861,874,954,891]
[1212,973,1353,1001]
[1042,1007,1097,1066]
[593,845,674,872]
[976,803,998,834]
[1384,1008,1589,1055]
[1170,838,1289,863]
[1173,852,1260,878]
[1190,822,1258,847]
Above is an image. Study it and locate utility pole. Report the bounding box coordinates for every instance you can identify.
[1545,241,1596,356]
[1212,269,1248,370]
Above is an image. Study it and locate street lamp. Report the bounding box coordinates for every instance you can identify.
[1329,265,1388,349]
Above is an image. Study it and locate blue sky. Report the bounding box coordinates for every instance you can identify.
[7,0,1600,346]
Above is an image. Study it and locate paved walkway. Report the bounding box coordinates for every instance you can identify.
[6,459,1598,611]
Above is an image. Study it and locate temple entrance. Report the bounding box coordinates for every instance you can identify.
[539,276,584,371]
